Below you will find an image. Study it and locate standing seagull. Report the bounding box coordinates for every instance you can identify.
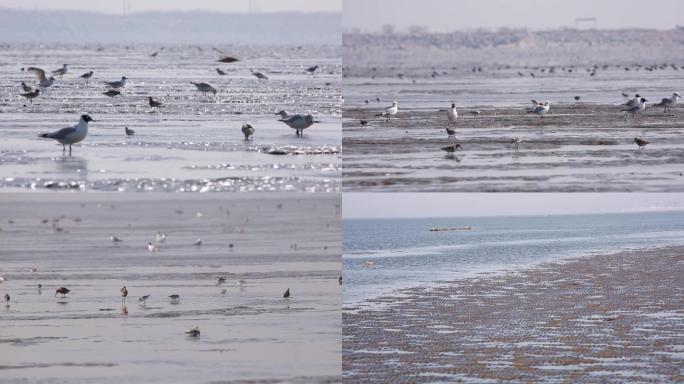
[190,81,217,96]
[27,67,56,88]
[147,242,159,253]
[125,127,135,137]
[529,101,550,118]
[104,76,128,89]
[120,286,128,305]
[80,71,94,83]
[654,92,681,113]
[242,123,255,141]
[55,287,71,297]
[51,64,68,78]
[250,69,268,80]
[633,137,649,149]
[278,114,318,137]
[623,94,641,109]
[446,103,458,136]
[622,97,647,117]
[283,288,290,298]
[21,89,40,104]
[376,101,398,122]
[38,114,95,156]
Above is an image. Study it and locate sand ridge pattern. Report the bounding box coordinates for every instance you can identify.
[343,246,684,383]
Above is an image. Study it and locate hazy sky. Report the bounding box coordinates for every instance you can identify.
[343,194,684,219]
[0,0,341,13]
[344,0,684,32]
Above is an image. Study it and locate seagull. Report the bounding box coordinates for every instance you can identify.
[529,101,550,118]
[155,232,167,242]
[250,69,268,80]
[27,67,56,88]
[120,286,128,305]
[148,242,159,253]
[190,81,217,95]
[148,96,162,109]
[55,287,71,297]
[447,103,458,126]
[654,92,680,113]
[283,288,290,298]
[185,326,200,337]
[623,94,641,108]
[275,110,290,119]
[441,144,462,153]
[193,238,202,246]
[306,65,318,74]
[278,114,318,137]
[20,81,32,92]
[633,137,649,149]
[241,123,255,141]
[80,71,94,83]
[622,97,647,116]
[103,90,121,97]
[38,114,95,156]
[376,101,398,122]
[138,294,150,305]
[51,64,68,77]
[216,68,227,76]
[169,294,181,301]
[125,127,135,137]
[21,89,40,104]
[104,76,127,89]
[110,234,123,243]
[511,137,523,150]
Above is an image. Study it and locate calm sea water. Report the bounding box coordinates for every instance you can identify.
[343,210,684,304]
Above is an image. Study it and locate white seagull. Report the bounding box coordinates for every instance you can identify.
[27,67,56,88]
[147,242,159,253]
[37,114,95,156]
[529,101,550,118]
[622,97,647,117]
[51,64,68,77]
[104,76,128,89]
[278,114,318,137]
[376,101,398,122]
[654,92,680,113]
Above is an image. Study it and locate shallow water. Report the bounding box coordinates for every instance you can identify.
[342,211,684,305]
[0,194,341,383]
[0,44,341,192]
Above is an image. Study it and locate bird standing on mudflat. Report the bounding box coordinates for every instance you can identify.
[38,114,95,156]
[242,123,255,141]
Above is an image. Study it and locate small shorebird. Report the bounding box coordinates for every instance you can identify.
[193,238,202,246]
[363,261,374,268]
[242,123,255,140]
[155,232,167,242]
[217,276,226,284]
[55,287,71,297]
[574,96,581,102]
[654,92,680,113]
[306,65,318,74]
[185,326,200,337]
[360,120,368,127]
[110,234,123,243]
[250,69,268,80]
[103,90,121,97]
[190,81,217,96]
[104,76,127,89]
[147,242,159,253]
[278,114,318,137]
[138,295,150,305]
[529,101,550,118]
[51,64,68,78]
[80,71,93,83]
[511,137,523,150]
[21,81,32,92]
[283,288,290,298]
[169,294,180,301]
[120,286,128,305]
[3,294,9,304]
[633,137,649,149]
[21,89,40,104]
[216,68,226,76]
[441,144,462,153]
[125,127,135,137]
[148,96,162,109]
[376,101,398,122]
[27,67,56,88]
[339,276,342,285]
[622,97,647,117]
[38,114,95,156]
[275,110,290,119]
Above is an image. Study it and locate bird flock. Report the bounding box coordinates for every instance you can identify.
[18,49,326,156]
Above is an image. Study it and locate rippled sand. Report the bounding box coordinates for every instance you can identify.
[0,193,341,383]
[343,246,684,383]
[0,44,341,192]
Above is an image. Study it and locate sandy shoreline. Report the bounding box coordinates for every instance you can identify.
[343,246,684,383]
[343,104,684,192]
